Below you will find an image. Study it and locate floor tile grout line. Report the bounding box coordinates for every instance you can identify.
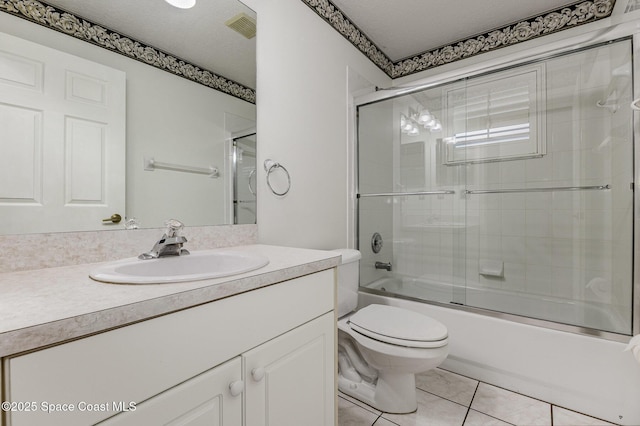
[460,381,480,425]
[436,368,572,416]
[337,393,381,417]
[339,369,620,426]
[449,376,615,426]
[375,412,402,426]
[371,413,380,426]
[471,380,619,425]
[418,371,551,426]
[468,408,518,426]
[463,383,518,426]
[550,403,621,426]
[415,385,474,410]
[466,381,551,425]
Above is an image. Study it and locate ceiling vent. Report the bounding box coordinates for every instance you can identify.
[225,13,256,39]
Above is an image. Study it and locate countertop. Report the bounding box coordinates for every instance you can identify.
[0,244,341,357]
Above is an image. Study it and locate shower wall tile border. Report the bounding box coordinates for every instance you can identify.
[0,224,258,273]
[301,0,616,79]
[0,0,256,104]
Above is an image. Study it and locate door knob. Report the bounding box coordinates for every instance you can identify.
[229,380,244,397]
[251,367,265,382]
[102,214,122,224]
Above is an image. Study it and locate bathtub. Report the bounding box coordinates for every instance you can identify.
[357,280,640,425]
[364,276,629,335]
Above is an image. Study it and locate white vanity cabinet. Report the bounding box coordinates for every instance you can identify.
[100,357,244,425]
[2,269,336,426]
[243,312,335,426]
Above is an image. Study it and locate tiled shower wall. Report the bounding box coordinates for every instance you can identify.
[358,101,395,285]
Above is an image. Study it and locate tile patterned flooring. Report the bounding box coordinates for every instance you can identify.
[338,368,618,426]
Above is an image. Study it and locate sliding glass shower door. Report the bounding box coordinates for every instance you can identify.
[357,38,634,336]
[233,133,257,224]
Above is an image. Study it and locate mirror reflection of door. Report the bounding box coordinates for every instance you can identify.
[0,32,126,234]
[233,134,256,224]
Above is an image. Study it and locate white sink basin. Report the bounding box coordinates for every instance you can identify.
[89,249,269,284]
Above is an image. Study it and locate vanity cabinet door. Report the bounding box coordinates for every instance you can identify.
[244,312,335,426]
[98,357,243,426]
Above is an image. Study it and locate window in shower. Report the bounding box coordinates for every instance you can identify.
[357,38,634,337]
[443,64,546,164]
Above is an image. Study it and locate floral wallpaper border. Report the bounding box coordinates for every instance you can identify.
[0,0,256,104]
[301,0,617,79]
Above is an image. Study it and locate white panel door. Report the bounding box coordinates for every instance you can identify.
[0,31,125,234]
[244,312,336,426]
[98,357,243,426]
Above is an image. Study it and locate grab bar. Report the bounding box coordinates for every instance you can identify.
[358,190,455,198]
[464,184,610,195]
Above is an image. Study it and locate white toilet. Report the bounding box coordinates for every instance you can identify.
[334,249,449,414]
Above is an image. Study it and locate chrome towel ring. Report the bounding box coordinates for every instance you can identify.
[264,159,291,196]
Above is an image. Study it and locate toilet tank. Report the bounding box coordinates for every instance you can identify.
[333,249,361,317]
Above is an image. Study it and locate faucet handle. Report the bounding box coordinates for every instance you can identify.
[164,219,184,238]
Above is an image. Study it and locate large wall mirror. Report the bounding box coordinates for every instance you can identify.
[0,0,256,235]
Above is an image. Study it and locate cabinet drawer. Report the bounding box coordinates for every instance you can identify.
[5,269,335,426]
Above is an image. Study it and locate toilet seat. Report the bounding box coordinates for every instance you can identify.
[348,304,448,349]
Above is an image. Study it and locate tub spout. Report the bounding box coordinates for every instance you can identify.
[375,261,392,271]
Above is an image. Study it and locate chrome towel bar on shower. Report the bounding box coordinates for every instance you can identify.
[464,184,610,195]
[358,190,456,198]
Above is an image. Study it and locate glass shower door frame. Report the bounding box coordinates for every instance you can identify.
[355,36,639,344]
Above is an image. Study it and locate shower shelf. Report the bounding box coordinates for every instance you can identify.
[358,190,455,198]
[464,184,610,195]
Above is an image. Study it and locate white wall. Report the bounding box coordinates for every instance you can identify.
[243,0,390,250]
[0,12,256,229]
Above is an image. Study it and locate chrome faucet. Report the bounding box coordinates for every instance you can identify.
[139,219,190,259]
[375,261,392,271]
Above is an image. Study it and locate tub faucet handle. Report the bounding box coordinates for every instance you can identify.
[375,261,392,271]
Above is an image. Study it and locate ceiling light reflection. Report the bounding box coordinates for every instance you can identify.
[164,0,196,9]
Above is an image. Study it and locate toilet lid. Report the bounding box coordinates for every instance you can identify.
[349,305,448,346]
